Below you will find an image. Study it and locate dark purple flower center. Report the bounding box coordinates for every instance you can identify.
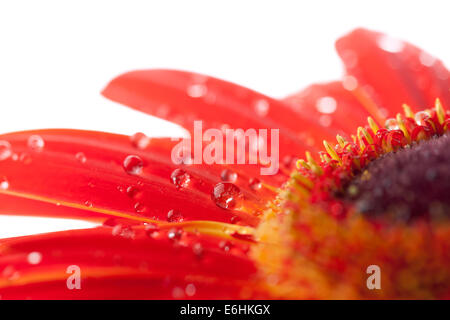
[345,134,450,222]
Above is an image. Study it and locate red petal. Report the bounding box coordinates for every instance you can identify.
[335,28,450,117]
[102,69,337,154]
[0,129,261,226]
[0,226,262,299]
[283,81,377,136]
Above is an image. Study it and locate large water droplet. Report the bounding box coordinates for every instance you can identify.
[170,168,190,189]
[220,169,237,183]
[254,99,270,117]
[185,283,196,297]
[75,152,87,164]
[130,132,150,150]
[385,118,399,130]
[167,209,184,222]
[248,178,262,190]
[0,177,9,190]
[211,182,243,210]
[123,155,144,175]
[0,141,12,161]
[316,96,337,114]
[27,251,42,265]
[28,135,45,151]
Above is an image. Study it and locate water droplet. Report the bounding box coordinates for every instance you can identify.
[27,251,42,265]
[0,141,12,161]
[130,132,150,150]
[27,135,44,151]
[0,177,9,190]
[145,223,160,237]
[254,99,269,117]
[112,224,135,239]
[167,228,183,241]
[220,169,237,183]
[172,286,185,299]
[342,75,358,91]
[75,152,86,164]
[134,202,147,213]
[123,155,144,175]
[187,84,207,98]
[414,111,430,126]
[419,51,436,67]
[341,50,358,68]
[219,240,233,252]
[211,182,243,210]
[192,243,203,258]
[316,96,337,114]
[377,35,404,53]
[248,178,262,191]
[170,168,191,189]
[84,200,93,208]
[385,118,399,130]
[126,185,143,200]
[185,283,196,297]
[167,209,184,222]
[19,153,32,165]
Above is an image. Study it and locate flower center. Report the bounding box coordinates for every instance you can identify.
[345,134,450,221]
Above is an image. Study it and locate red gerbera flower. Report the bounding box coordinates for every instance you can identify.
[0,28,449,299]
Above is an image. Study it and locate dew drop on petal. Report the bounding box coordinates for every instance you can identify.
[185,283,196,297]
[0,177,9,190]
[172,287,185,299]
[75,152,87,164]
[219,240,233,252]
[112,224,135,239]
[170,168,191,189]
[27,251,42,265]
[315,96,337,114]
[27,135,45,151]
[192,243,203,258]
[342,75,358,91]
[19,153,32,165]
[84,200,93,208]
[130,132,151,150]
[211,182,243,210]
[385,118,399,130]
[145,223,160,237]
[414,111,430,126]
[126,185,143,200]
[220,169,237,183]
[377,35,404,53]
[248,178,262,191]
[187,84,207,98]
[134,202,147,213]
[167,228,183,241]
[167,209,184,222]
[254,99,270,117]
[123,155,144,175]
[0,141,12,161]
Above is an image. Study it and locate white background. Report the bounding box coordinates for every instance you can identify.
[1,0,449,237]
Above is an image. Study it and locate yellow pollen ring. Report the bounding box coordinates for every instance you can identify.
[435,98,445,125]
[396,113,411,142]
[367,117,379,134]
[402,103,415,118]
[323,140,342,165]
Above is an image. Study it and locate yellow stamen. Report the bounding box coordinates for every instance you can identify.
[367,117,379,134]
[402,104,415,118]
[336,135,346,148]
[357,126,374,146]
[296,159,310,170]
[323,140,341,164]
[396,113,411,142]
[435,98,445,125]
[305,151,323,175]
